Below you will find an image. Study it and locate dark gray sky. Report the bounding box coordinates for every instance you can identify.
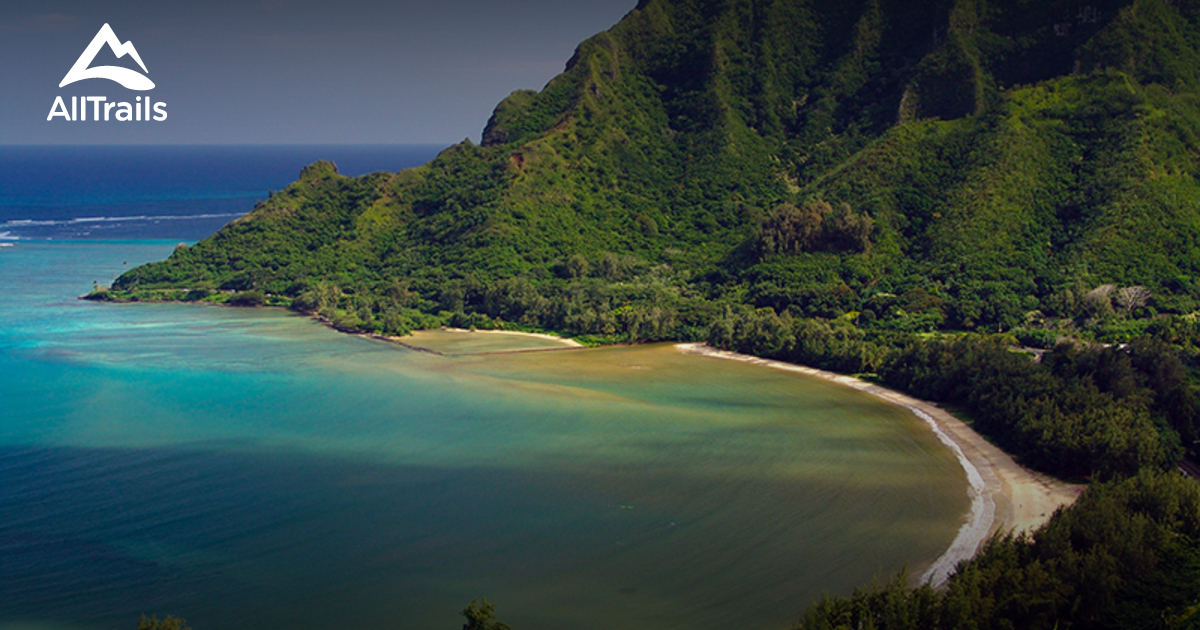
[2,0,635,144]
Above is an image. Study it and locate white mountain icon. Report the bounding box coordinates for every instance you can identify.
[59,23,154,90]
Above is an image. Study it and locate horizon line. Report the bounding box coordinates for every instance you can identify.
[0,141,456,148]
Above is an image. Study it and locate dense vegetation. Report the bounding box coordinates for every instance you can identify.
[94,0,1200,626]
[883,338,1200,477]
[709,311,1200,475]
[796,470,1200,630]
[99,0,1200,346]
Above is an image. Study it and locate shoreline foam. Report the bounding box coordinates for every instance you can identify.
[675,342,1081,587]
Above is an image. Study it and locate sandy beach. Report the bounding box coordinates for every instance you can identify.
[439,327,584,347]
[364,327,584,356]
[676,343,1082,587]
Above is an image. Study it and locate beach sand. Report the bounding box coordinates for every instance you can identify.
[676,343,1082,587]
[440,327,584,347]
[368,327,583,356]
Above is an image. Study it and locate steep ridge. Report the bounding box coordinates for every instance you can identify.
[109,0,1200,342]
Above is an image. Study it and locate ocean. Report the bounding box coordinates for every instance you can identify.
[0,145,444,242]
[0,146,968,630]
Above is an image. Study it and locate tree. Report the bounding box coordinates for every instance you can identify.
[1116,286,1151,314]
[756,201,829,257]
[1085,284,1117,318]
[136,615,190,630]
[462,598,512,630]
[564,254,589,279]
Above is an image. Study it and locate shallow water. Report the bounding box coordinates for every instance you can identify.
[0,241,968,630]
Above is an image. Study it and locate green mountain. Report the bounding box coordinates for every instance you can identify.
[109,0,1200,344]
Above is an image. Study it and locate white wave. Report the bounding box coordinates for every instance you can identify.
[0,231,16,240]
[0,212,243,229]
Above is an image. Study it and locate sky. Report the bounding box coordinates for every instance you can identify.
[0,0,636,144]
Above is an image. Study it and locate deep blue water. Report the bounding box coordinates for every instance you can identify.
[0,145,444,241]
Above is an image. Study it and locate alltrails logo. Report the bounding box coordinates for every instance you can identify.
[47,24,167,122]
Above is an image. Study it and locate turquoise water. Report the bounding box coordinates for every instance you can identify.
[0,241,968,630]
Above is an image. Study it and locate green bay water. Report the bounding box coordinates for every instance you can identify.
[0,242,968,630]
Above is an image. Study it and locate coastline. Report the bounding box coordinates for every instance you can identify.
[675,342,1082,587]
[82,293,588,353]
[79,287,1080,584]
[88,286,1081,587]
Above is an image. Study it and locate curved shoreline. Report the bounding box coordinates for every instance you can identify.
[81,292,1077,585]
[675,343,1082,587]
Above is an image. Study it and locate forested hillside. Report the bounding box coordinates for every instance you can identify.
[105,0,1200,344]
